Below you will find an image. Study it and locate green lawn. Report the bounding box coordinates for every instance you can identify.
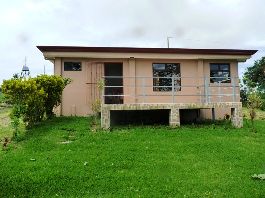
[0,112,265,197]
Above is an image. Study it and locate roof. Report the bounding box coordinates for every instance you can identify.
[37,46,257,56]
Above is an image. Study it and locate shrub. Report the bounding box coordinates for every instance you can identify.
[259,92,265,111]
[2,75,70,136]
[247,92,262,133]
[35,75,71,118]
[2,78,47,135]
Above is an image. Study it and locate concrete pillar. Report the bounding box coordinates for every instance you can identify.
[169,108,180,127]
[211,108,215,121]
[231,106,243,128]
[101,106,110,129]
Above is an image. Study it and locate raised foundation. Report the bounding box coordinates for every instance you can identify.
[101,102,243,129]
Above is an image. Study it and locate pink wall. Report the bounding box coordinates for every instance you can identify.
[54,57,240,118]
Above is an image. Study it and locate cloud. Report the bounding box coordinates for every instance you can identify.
[0,0,264,84]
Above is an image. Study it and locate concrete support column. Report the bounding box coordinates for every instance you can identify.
[169,108,180,127]
[101,106,110,129]
[231,106,243,128]
[211,108,215,121]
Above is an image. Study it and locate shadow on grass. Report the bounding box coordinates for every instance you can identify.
[12,116,264,143]
[109,119,235,132]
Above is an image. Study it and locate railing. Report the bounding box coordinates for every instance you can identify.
[102,76,240,104]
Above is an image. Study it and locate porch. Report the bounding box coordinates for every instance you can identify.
[100,76,243,129]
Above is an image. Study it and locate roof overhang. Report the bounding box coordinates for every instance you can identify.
[37,46,258,62]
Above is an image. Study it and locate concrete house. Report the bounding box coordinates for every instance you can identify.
[37,46,257,128]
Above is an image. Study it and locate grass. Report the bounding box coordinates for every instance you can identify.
[0,109,265,197]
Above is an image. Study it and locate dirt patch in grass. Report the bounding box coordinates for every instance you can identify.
[0,107,10,127]
[0,107,12,139]
[243,107,265,120]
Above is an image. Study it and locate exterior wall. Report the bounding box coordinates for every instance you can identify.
[56,58,128,116]
[53,58,62,116]
[54,57,240,118]
[61,58,89,116]
[201,60,240,119]
[133,59,199,103]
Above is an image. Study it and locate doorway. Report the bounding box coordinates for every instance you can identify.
[104,63,123,104]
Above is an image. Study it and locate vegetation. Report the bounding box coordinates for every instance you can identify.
[0,91,4,104]
[91,80,104,131]
[1,75,70,137]
[35,75,71,118]
[0,108,265,197]
[243,56,265,110]
[246,92,262,132]
[0,58,264,197]
[243,57,265,92]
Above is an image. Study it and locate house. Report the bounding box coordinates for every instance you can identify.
[37,46,257,129]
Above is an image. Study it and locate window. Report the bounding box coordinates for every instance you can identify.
[210,63,230,83]
[153,63,181,91]
[64,62,82,71]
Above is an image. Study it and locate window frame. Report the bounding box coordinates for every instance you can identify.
[152,63,181,92]
[210,63,231,83]
[64,61,82,71]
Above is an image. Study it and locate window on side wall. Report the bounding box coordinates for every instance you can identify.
[210,63,230,83]
[64,62,82,71]
[153,63,181,91]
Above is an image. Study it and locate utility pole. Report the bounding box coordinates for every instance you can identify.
[167,36,173,48]
[44,65,46,75]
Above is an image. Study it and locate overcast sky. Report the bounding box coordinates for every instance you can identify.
[0,0,265,84]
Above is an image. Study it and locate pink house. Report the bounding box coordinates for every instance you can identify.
[37,46,257,128]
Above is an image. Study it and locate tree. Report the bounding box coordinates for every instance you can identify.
[243,57,265,110]
[239,82,248,106]
[243,57,265,92]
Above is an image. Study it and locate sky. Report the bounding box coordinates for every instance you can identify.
[0,0,265,84]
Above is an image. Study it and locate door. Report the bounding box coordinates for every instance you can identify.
[86,62,104,112]
[104,63,123,104]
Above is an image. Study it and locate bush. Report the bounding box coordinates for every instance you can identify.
[247,92,262,133]
[2,75,70,135]
[259,92,265,111]
[35,75,71,118]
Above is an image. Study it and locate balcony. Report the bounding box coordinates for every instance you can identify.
[102,76,240,104]
[100,76,243,129]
